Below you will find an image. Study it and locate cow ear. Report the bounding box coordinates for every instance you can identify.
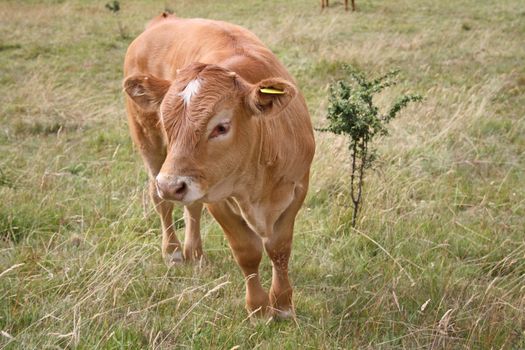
[245,78,297,117]
[123,75,171,111]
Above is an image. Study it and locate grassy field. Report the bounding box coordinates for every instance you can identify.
[1,0,524,348]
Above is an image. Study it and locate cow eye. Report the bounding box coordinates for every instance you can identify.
[209,122,231,139]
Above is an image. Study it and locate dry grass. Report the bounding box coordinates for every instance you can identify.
[1,0,524,348]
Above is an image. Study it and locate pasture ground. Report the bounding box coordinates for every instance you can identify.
[1,0,524,348]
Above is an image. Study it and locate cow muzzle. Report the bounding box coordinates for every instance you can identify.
[155,173,203,203]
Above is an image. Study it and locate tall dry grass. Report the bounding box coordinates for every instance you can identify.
[1,0,524,348]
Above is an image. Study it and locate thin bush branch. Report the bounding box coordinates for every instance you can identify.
[317,64,422,227]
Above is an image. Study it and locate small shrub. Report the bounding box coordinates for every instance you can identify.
[105,0,120,13]
[318,65,422,227]
[462,23,472,31]
[105,1,128,39]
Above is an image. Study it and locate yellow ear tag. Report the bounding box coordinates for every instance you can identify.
[260,87,285,95]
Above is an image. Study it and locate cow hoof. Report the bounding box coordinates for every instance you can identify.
[183,245,204,263]
[273,308,295,320]
[249,315,272,326]
[164,250,184,266]
[189,254,207,270]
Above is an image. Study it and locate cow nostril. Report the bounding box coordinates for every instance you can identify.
[156,175,189,201]
[175,181,187,194]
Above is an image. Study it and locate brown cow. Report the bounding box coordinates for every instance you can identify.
[321,0,356,11]
[123,14,315,318]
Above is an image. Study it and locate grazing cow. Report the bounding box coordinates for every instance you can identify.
[123,13,315,318]
[321,0,356,11]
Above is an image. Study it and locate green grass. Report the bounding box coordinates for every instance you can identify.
[1,0,524,348]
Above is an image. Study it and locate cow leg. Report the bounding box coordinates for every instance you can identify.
[149,181,183,264]
[265,176,309,319]
[125,100,183,265]
[183,202,203,261]
[207,202,269,316]
[264,228,293,319]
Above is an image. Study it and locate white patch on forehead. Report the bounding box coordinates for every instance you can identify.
[178,78,201,106]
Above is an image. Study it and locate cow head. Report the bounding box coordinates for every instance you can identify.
[124,63,297,204]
